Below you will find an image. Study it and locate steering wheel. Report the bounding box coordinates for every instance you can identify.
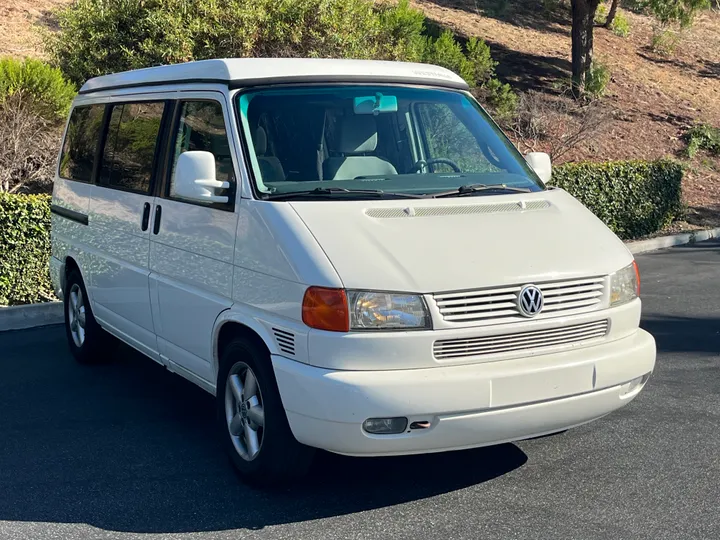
[410,158,461,173]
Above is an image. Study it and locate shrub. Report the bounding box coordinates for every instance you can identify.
[48,0,431,85]
[511,92,609,160]
[48,0,517,120]
[423,31,474,84]
[651,27,681,56]
[584,60,611,98]
[0,57,75,121]
[552,160,684,239]
[684,124,720,158]
[0,94,62,193]
[464,37,498,86]
[595,3,609,23]
[0,193,53,305]
[610,12,631,37]
[482,78,518,121]
[646,0,711,29]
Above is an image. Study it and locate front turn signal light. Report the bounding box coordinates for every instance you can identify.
[302,287,349,332]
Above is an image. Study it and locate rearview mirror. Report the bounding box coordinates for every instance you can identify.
[173,151,229,204]
[525,152,552,184]
[353,94,398,115]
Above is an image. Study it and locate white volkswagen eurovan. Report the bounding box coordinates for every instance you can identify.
[51,59,656,484]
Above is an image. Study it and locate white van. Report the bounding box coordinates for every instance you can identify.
[51,58,656,484]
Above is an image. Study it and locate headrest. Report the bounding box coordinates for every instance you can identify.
[255,127,268,155]
[338,115,378,154]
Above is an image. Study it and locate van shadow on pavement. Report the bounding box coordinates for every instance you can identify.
[0,326,527,534]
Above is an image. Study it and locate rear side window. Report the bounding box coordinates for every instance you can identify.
[99,101,165,194]
[58,105,105,182]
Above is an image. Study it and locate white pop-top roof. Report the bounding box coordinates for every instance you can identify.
[78,58,469,94]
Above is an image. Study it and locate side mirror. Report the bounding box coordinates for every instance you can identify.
[525,152,552,184]
[174,151,229,204]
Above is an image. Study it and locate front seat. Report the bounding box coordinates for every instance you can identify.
[323,116,397,180]
[254,127,286,182]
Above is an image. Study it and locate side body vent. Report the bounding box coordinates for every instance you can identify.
[272,328,296,356]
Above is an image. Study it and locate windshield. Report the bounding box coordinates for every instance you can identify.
[236,85,544,199]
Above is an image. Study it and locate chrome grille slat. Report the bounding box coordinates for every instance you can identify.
[435,293,518,306]
[434,320,607,349]
[435,329,608,353]
[542,298,601,311]
[433,320,609,359]
[434,276,605,324]
[443,309,520,321]
[439,301,517,314]
[543,284,604,296]
[539,278,605,289]
[544,291,602,304]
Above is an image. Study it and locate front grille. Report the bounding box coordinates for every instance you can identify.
[433,319,609,360]
[433,276,605,325]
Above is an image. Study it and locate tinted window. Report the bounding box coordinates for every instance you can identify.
[170,101,233,202]
[59,105,105,182]
[100,102,165,193]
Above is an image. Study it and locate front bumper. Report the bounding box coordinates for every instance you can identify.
[272,329,656,456]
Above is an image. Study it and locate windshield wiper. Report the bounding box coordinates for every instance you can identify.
[432,183,532,198]
[264,187,426,200]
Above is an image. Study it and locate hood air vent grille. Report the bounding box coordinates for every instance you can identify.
[365,200,550,219]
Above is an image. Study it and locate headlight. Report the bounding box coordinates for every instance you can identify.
[348,291,431,330]
[610,261,640,307]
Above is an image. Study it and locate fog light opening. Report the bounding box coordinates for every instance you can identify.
[362,417,408,435]
[623,372,651,396]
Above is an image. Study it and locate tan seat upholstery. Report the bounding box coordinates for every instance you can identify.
[254,127,286,182]
[323,116,397,180]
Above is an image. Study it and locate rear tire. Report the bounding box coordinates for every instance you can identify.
[64,269,107,364]
[217,337,314,486]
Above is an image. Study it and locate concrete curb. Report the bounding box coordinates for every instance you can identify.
[1,227,719,333]
[0,302,63,332]
[626,227,720,255]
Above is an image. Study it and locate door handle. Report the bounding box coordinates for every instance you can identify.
[153,205,162,235]
[141,202,151,231]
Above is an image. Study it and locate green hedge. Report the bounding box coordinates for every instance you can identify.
[0,193,53,305]
[553,159,684,240]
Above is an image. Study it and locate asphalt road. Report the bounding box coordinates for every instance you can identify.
[1,240,719,540]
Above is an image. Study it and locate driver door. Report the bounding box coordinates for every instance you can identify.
[148,93,239,388]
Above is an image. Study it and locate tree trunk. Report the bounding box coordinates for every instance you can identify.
[604,0,620,28]
[571,0,600,96]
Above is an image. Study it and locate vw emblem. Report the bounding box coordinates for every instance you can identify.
[518,285,544,317]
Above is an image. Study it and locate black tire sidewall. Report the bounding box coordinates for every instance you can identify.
[64,270,101,363]
[216,338,312,484]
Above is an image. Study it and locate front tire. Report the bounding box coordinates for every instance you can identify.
[64,269,106,364]
[217,337,314,486]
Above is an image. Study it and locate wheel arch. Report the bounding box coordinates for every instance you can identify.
[63,254,93,305]
[212,310,275,386]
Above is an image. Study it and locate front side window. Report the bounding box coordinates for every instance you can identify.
[169,100,234,205]
[99,101,165,194]
[59,104,105,182]
[417,102,500,174]
[237,85,543,200]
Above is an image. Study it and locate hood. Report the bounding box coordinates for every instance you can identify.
[290,189,632,293]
